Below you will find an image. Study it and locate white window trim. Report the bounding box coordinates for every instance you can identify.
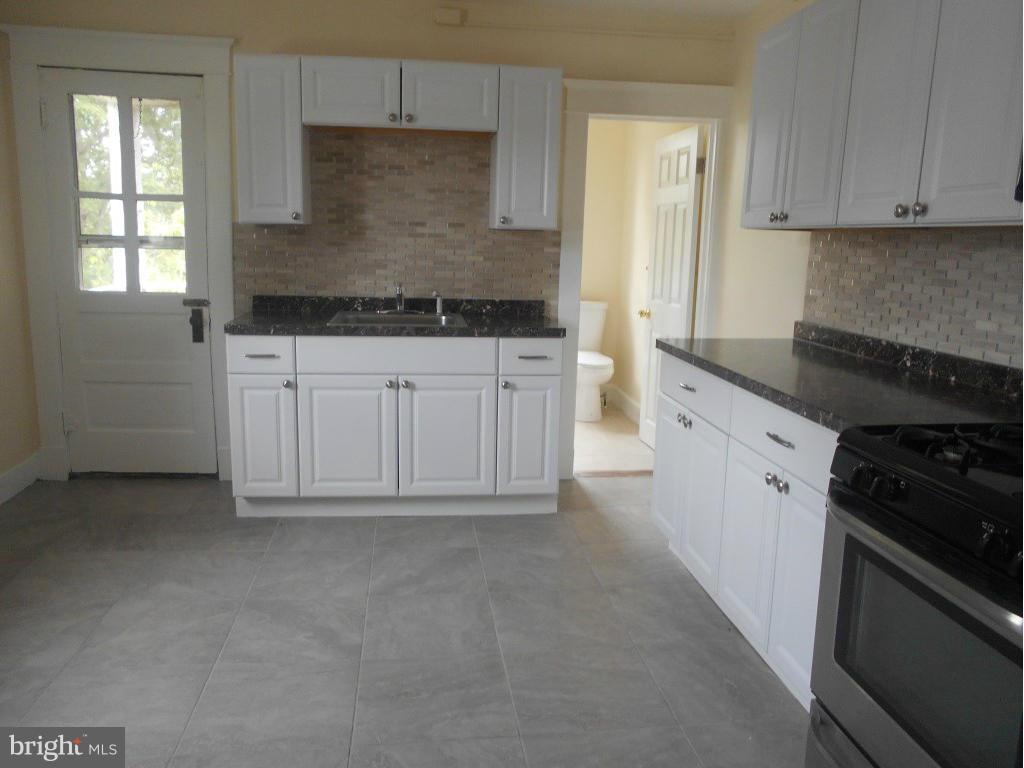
[3,25,235,480]
[557,79,732,478]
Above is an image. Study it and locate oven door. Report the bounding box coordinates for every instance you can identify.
[812,486,1023,768]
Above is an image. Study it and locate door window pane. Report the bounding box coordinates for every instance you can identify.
[80,247,126,292]
[139,248,186,293]
[137,200,185,237]
[72,95,122,194]
[79,198,125,237]
[133,98,183,195]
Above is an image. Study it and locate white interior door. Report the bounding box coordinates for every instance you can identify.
[43,68,216,474]
[637,126,703,448]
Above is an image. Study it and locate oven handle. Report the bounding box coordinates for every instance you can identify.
[827,491,1023,647]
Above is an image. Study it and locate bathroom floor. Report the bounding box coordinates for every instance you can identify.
[573,405,655,475]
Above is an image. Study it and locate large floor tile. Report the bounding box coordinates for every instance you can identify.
[250,550,370,600]
[77,477,211,517]
[353,653,518,744]
[145,551,263,600]
[375,516,476,548]
[370,545,486,597]
[268,517,375,553]
[171,661,359,768]
[349,737,526,768]
[0,664,64,723]
[124,513,277,552]
[0,598,112,670]
[524,726,701,768]
[587,548,690,588]
[682,715,809,768]
[473,515,583,554]
[558,476,652,511]
[219,595,365,668]
[489,587,633,656]
[478,545,600,592]
[363,591,498,661]
[504,646,675,736]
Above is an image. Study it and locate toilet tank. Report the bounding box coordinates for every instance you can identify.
[578,300,608,351]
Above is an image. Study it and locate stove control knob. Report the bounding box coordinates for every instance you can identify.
[867,473,904,502]
[973,522,997,559]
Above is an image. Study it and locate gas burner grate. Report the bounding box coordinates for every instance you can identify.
[889,424,1023,477]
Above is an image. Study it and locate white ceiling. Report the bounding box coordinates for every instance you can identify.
[469,0,762,20]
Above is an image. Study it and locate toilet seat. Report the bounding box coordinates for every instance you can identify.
[577,350,613,369]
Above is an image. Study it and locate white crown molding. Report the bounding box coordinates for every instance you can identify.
[1,25,233,74]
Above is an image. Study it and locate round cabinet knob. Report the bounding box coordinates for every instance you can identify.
[501,381,511,390]
[778,212,789,223]
[912,201,928,217]
[400,379,411,389]
[768,212,779,223]
[290,211,301,221]
[499,215,510,225]
[775,478,790,494]
[638,308,651,319]
[385,379,395,389]
[387,112,398,123]
[282,379,293,389]
[893,203,910,219]
[404,113,414,123]
[764,472,775,486]
[677,412,684,423]
[682,415,692,429]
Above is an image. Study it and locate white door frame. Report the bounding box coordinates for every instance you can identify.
[557,79,732,479]
[3,25,234,480]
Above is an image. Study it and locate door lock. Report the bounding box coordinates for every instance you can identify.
[188,308,205,343]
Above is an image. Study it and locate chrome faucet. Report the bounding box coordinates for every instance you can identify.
[432,291,443,315]
[394,283,404,312]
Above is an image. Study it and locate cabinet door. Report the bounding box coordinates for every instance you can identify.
[490,66,562,230]
[301,56,401,127]
[675,410,729,596]
[228,374,298,497]
[781,0,858,228]
[401,60,499,132]
[234,55,308,224]
[717,439,781,650]
[837,0,940,226]
[767,474,826,708]
[916,0,1024,224]
[399,375,497,496]
[296,375,398,497]
[651,395,688,540]
[740,14,800,229]
[496,376,560,495]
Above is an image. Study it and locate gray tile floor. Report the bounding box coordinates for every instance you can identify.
[0,476,808,768]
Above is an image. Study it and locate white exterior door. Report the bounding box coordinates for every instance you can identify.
[674,409,728,596]
[767,473,826,707]
[916,0,1024,224]
[837,0,941,226]
[228,375,298,497]
[398,375,497,496]
[297,375,398,497]
[43,68,217,474]
[638,127,703,448]
[651,395,687,540]
[496,376,559,495]
[717,439,781,649]
[300,56,401,127]
[741,14,800,228]
[401,61,498,132]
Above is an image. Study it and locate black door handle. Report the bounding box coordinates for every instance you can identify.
[189,308,205,343]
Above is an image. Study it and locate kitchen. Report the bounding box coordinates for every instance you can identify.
[0,0,1020,766]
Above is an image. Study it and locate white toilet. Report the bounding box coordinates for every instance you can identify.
[576,300,615,422]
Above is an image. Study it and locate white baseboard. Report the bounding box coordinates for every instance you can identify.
[217,446,232,481]
[0,450,40,505]
[236,494,558,517]
[605,385,641,424]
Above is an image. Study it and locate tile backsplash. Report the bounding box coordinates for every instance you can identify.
[233,128,561,314]
[803,227,1023,368]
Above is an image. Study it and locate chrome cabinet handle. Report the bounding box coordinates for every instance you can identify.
[893,203,909,218]
[912,201,928,217]
[385,379,395,389]
[400,379,411,389]
[387,112,398,122]
[501,381,511,389]
[282,379,293,389]
[766,431,795,450]
[290,211,301,221]
[244,353,280,359]
[682,415,692,429]
[768,212,779,223]
[764,472,776,486]
[775,477,790,494]
[518,355,551,360]
[679,383,696,393]
[404,113,414,123]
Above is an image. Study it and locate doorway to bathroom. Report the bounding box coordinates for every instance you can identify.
[572,117,709,476]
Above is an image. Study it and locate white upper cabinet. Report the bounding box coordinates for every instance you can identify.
[496,375,560,495]
[741,14,801,229]
[838,0,941,226]
[490,66,562,230]
[234,55,308,225]
[915,0,1023,224]
[300,56,401,127]
[782,0,859,228]
[401,61,499,131]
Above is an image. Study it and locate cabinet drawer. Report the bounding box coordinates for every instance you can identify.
[297,337,497,374]
[730,387,838,494]
[499,339,563,375]
[659,353,732,431]
[227,336,296,374]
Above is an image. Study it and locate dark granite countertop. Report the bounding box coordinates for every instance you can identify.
[225,296,566,339]
[656,334,1022,432]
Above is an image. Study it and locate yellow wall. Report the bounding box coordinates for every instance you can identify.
[0,35,39,475]
[708,0,813,338]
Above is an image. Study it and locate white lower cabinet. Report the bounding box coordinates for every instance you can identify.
[228,374,299,497]
[717,439,783,649]
[651,395,686,540]
[398,375,497,496]
[297,375,398,497]
[767,473,826,706]
[497,376,560,495]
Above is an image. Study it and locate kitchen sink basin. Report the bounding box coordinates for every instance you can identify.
[327,311,468,328]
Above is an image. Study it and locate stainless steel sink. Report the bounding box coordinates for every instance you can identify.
[327,311,468,328]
